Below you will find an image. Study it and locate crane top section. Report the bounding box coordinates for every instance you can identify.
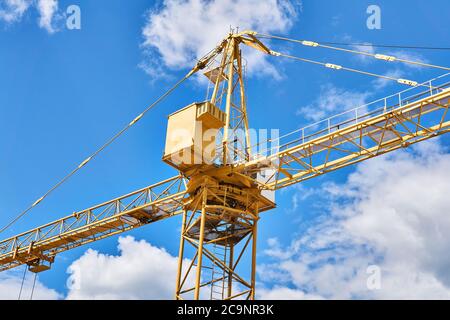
[162,30,269,177]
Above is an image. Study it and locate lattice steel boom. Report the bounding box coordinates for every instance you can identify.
[0,175,187,272]
[245,84,450,190]
[0,30,449,300]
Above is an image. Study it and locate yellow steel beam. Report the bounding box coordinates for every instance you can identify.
[245,89,450,190]
[0,175,187,272]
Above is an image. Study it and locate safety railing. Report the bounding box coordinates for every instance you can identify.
[251,72,450,158]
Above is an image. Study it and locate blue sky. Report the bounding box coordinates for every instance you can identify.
[1,0,450,299]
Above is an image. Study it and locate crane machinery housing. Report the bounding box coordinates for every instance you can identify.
[1,30,450,300]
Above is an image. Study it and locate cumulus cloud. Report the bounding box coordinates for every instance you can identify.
[371,69,405,90]
[0,270,61,300]
[36,0,58,33]
[258,286,323,300]
[0,0,59,33]
[336,35,375,64]
[333,35,429,95]
[260,139,450,299]
[4,140,448,300]
[352,43,375,63]
[297,84,370,122]
[1,236,196,300]
[141,0,300,79]
[66,236,186,299]
[0,0,31,23]
[294,35,431,123]
[369,51,428,90]
[341,35,428,67]
[392,50,430,70]
[295,59,426,122]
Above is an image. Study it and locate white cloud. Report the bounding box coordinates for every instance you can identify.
[0,270,61,300]
[36,0,58,33]
[141,0,300,79]
[0,0,59,33]
[260,139,450,299]
[372,69,405,90]
[265,238,293,260]
[352,43,375,63]
[339,35,375,64]
[258,286,323,300]
[392,50,429,69]
[4,140,448,300]
[363,51,428,91]
[66,236,185,299]
[0,0,32,23]
[297,84,370,121]
[341,35,429,70]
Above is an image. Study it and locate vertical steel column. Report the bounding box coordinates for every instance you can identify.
[210,39,231,104]
[222,38,236,164]
[175,210,187,300]
[194,189,208,300]
[237,48,252,160]
[227,243,234,298]
[250,212,259,300]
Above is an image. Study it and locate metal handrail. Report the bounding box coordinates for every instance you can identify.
[252,73,450,158]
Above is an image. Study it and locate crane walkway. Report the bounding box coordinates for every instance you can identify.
[246,73,450,189]
[2,73,450,273]
[0,176,187,272]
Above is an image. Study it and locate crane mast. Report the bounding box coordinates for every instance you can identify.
[0,30,450,300]
[165,32,275,300]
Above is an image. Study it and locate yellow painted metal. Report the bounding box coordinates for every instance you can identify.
[194,190,208,300]
[237,48,252,159]
[0,175,187,273]
[223,37,237,164]
[0,30,449,301]
[163,101,225,172]
[250,207,258,300]
[174,176,269,300]
[208,33,256,165]
[174,209,187,299]
[245,90,450,190]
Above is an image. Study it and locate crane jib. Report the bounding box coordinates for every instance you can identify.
[1,30,450,301]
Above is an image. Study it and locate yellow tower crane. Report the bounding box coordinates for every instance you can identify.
[1,31,450,300]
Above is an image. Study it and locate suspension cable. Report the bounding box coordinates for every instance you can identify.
[246,72,450,155]
[30,272,37,300]
[0,67,201,235]
[309,41,450,51]
[270,51,431,89]
[257,33,450,71]
[18,265,27,300]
